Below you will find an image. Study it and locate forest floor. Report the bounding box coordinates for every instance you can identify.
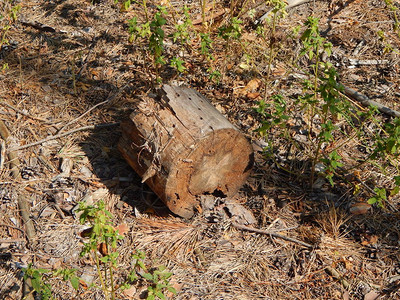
[1,0,400,299]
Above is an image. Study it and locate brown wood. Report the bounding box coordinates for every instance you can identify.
[118,84,254,218]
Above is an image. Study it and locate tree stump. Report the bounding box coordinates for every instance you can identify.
[118,84,253,218]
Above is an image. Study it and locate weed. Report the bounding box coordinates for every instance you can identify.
[368,187,387,208]
[22,264,80,300]
[78,200,124,300]
[172,5,192,47]
[170,56,187,73]
[126,250,176,300]
[23,264,52,300]
[126,4,167,82]
[384,0,400,37]
[199,32,213,59]
[259,0,287,82]
[78,201,176,299]
[1,0,20,70]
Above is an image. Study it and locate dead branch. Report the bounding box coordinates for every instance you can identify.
[58,80,134,133]
[0,120,35,242]
[9,122,119,152]
[232,222,314,248]
[340,84,400,118]
[0,101,51,123]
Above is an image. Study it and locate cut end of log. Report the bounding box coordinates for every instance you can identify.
[119,85,254,218]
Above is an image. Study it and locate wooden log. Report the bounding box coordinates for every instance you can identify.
[118,84,253,218]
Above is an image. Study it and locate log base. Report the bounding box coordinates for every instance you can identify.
[118,85,253,218]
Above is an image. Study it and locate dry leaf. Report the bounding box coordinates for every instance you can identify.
[343,291,350,300]
[361,235,378,246]
[364,290,380,300]
[79,279,88,290]
[245,78,261,91]
[349,202,371,215]
[116,223,129,236]
[122,285,137,299]
[98,242,108,256]
[246,92,260,99]
[237,78,262,97]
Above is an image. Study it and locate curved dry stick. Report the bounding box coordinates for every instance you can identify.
[340,84,400,118]
[9,122,119,152]
[0,101,51,123]
[232,222,314,248]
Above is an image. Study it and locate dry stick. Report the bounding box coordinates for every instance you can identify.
[9,122,120,152]
[339,84,400,118]
[0,120,36,300]
[0,101,51,123]
[232,222,314,248]
[0,223,29,238]
[0,120,35,241]
[58,80,133,133]
[0,238,25,243]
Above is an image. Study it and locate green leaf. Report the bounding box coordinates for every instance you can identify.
[70,276,80,290]
[167,286,177,294]
[155,290,167,299]
[142,272,154,281]
[31,277,42,292]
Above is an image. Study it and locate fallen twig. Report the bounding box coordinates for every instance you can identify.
[0,238,25,243]
[325,266,350,289]
[339,84,400,118]
[0,101,51,123]
[9,122,120,151]
[232,222,314,248]
[0,120,36,240]
[348,59,390,66]
[58,80,134,133]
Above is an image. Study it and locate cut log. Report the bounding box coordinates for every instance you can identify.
[118,84,253,218]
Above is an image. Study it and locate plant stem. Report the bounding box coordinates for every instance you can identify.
[143,0,149,22]
[109,260,115,300]
[94,251,109,300]
[201,0,206,31]
[265,11,278,83]
[309,43,320,185]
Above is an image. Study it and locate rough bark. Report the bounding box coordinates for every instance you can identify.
[119,84,253,218]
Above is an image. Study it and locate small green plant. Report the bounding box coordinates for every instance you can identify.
[199,32,213,60]
[78,200,123,300]
[22,265,80,300]
[372,117,400,158]
[256,94,289,135]
[320,150,344,186]
[172,5,192,47]
[368,187,387,208]
[1,0,21,70]
[78,201,176,300]
[23,264,52,300]
[207,67,221,83]
[260,0,287,81]
[218,17,243,41]
[384,0,400,37]
[126,4,167,82]
[170,56,186,73]
[127,250,176,300]
[255,94,290,160]
[149,6,168,67]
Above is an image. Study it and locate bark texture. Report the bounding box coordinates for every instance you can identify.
[119,84,253,218]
